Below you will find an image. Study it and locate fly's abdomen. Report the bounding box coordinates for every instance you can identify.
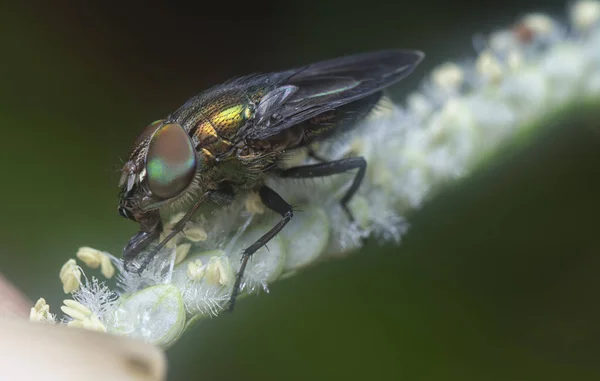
[282,91,384,150]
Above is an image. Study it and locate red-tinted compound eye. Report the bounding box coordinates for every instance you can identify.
[145,123,196,200]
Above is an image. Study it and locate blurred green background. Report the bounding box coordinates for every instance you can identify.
[1,0,599,380]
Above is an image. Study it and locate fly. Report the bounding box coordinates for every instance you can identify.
[117,49,424,311]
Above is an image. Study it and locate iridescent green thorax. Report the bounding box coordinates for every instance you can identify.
[188,89,264,146]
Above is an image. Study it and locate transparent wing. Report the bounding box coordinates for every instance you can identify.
[246,49,424,139]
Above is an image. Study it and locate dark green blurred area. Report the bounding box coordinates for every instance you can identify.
[1,1,599,380]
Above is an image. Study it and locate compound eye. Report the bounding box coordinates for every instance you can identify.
[134,119,164,148]
[145,123,196,199]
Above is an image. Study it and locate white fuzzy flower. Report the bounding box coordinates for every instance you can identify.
[204,256,232,287]
[59,259,81,294]
[34,0,600,349]
[76,247,115,279]
[29,298,55,323]
[431,62,465,93]
[62,299,106,332]
[182,222,208,242]
[571,0,600,31]
[245,191,266,214]
[476,50,505,83]
[186,259,205,281]
[175,243,192,265]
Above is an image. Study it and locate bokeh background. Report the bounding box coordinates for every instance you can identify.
[2,0,600,379]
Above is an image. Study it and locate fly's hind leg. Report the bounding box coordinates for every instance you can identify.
[227,158,367,312]
[228,185,294,312]
[278,157,367,222]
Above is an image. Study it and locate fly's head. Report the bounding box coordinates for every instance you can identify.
[118,119,200,261]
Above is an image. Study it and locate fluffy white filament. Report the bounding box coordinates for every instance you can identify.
[34,1,600,349]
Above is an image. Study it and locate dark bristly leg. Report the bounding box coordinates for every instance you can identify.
[228,186,294,312]
[278,157,367,222]
[227,158,366,311]
[130,189,233,274]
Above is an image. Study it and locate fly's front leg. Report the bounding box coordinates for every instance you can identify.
[132,189,233,274]
[278,157,367,222]
[228,185,294,312]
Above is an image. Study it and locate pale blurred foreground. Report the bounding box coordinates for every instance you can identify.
[0,274,166,381]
